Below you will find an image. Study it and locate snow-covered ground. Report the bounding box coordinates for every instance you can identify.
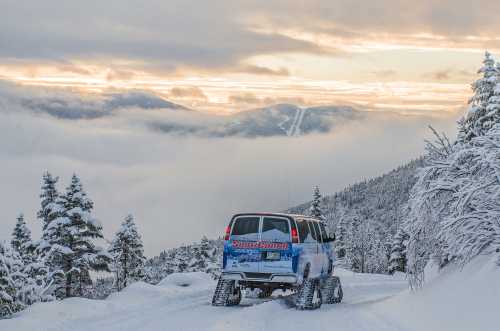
[2,256,499,331]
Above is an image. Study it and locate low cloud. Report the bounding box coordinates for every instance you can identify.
[228,92,305,106]
[0,82,188,120]
[0,83,459,256]
[422,68,476,82]
[371,69,397,79]
[169,87,207,100]
[238,65,290,76]
[106,68,137,81]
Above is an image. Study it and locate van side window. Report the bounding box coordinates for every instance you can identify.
[262,217,290,242]
[319,223,328,241]
[296,219,310,243]
[312,222,323,243]
[231,217,260,241]
[307,221,319,242]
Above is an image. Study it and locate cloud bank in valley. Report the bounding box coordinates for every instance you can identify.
[0,83,460,255]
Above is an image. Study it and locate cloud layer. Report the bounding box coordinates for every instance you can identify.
[2,1,499,75]
[0,83,459,255]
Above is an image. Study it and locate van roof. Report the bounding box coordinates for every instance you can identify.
[231,212,323,223]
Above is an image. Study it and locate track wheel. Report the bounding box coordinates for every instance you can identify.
[212,278,242,306]
[295,278,322,310]
[322,276,343,304]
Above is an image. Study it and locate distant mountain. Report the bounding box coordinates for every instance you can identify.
[104,92,190,111]
[17,85,365,138]
[151,103,364,138]
[20,92,190,120]
[222,104,361,137]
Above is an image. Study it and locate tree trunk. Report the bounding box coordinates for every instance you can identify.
[66,271,72,298]
[124,252,128,288]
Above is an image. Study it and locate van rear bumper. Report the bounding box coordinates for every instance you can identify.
[221,272,297,284]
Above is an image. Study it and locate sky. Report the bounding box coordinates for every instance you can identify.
[1,0,499,114]
[0,0,497,255]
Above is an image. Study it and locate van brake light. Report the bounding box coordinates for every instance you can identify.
[291,227,299,244]
[224,225,231,240]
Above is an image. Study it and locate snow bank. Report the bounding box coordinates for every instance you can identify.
[104,272,215,307]
[374,254,500,331]
[1,273,216,331]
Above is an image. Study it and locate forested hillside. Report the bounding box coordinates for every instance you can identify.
[289,158,423,274]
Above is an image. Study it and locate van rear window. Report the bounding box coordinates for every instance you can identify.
[296,219,310,243]
[231,217,259,241]
[262,217,290,242]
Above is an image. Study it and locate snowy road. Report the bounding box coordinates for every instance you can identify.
[3,270,410,331]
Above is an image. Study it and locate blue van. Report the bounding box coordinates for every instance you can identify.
[212,213,342,310]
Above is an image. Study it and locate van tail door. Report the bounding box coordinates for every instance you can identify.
[260,216,294,274]
[226,216,261,273]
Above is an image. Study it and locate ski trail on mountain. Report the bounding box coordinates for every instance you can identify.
[292,107,306,136]
[286,107,301,136]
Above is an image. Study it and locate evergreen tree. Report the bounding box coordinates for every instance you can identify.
[43,174,111,298]
[309,186,324,220]
[388,229,409,274]
[407,53,500,288]
[37,172,59,232]
[10,214,51,305]
[461,51,498,141]
[0,242,19,318]
[11,214,32,259]
[175,247,190,273]
[335,217,348,259]
[109,214,145,291]
[484,66,500,129]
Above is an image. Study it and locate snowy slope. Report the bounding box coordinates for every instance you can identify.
[373,255,500,331]
[2,257,497,331]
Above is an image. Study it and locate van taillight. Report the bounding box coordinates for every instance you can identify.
[224,225,231,240]
[291,227,299,244]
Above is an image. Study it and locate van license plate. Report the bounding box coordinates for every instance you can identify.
[266,252,280,260]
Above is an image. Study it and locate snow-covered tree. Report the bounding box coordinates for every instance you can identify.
[175,246,190,273]
[43,174,111,298]
[0,242,20,318]
[461,51,498,141]
[144,237,224,284]
[11,214,32,259]
[37,172,59,232]
[8,212,52,306]
[388,228,409,274]
[407,53,500,288]
[345,217,371,273]
[109,214,145,291]
[406,128,454,288]
[334,217,348,259]
[483,66,500,131]
[309,186,324,220]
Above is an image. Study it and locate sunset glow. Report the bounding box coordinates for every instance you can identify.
[2,1,499,115]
